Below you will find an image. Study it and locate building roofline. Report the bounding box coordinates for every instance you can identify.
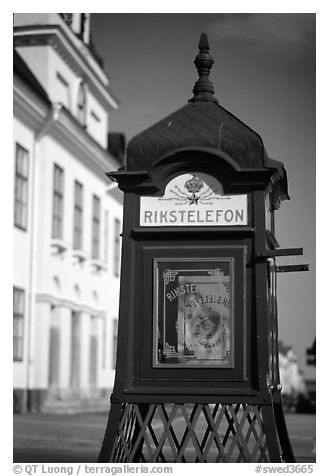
[14,24,119,110]
[14,48,122,171]
[13,49,51,106]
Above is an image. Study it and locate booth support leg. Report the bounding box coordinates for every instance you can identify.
[98,402,122,463]
[273,397,295,463]
[262,404,282,462]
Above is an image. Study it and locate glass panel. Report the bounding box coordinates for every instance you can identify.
[54,167,59,191]
[55,195,61,216]
[14,145,29,229]
[52,165,64,238]
[91,195,100,258]
[73,181,83,249]
[13,337,23,361]
[21,180,27,203]
[13,288,24,313]
[54,165,63,193]
[93,195,100,218]
[22,150,29,176]
[21,204,27,230]
[14,201,22,226]
[13,288,24,361]
[154,258,233,368]
[16,151,22,174]
[15,176,21,201]
[13,315,23,335]
[75,181,82,206]
[16,145,24,174]
[74,227,81,249]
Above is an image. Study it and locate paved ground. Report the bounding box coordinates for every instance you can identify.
[13,410,316,463]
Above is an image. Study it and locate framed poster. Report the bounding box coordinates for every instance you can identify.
[153,258,234,368]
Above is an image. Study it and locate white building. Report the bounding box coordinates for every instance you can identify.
[278,341,306,409]
[13,13,123,412]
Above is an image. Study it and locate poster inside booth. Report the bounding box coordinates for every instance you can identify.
[153,258,234,368]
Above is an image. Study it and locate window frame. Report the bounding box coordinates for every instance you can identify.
[91,194,101,259]
[52,164,64,239]
[13,287,25,362]
[14,143,29,231]
[139,245,248,389]
[73,180,83,250]
[152,258,234,369]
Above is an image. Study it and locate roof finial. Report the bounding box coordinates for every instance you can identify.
[189,33,218,104]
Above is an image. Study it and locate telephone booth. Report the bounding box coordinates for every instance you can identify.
[98,34,308,463]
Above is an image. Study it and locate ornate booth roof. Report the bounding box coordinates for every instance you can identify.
[122,34,289,205]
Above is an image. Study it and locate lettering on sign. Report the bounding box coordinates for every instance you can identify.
[140,173,248,226]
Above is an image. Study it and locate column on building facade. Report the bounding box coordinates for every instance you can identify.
[31,299,51,410]
[48,304,61,394]
[79,310,91,398]
[89,314,102,394]
[58,305,72,398]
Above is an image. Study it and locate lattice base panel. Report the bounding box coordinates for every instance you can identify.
[109,403,271,463]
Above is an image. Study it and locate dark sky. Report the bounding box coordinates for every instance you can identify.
[91,13,316,378]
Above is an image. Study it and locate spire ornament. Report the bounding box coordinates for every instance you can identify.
[189,33,218,104]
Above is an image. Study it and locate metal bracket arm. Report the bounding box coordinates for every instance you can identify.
[255,248,303,259]
[276,264,309,273]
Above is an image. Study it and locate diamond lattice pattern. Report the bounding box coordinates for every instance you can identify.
[110,403,270,463]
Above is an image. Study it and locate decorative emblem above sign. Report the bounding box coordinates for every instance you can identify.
[140,173,248,226]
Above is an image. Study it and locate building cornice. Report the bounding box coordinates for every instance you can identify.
[14,67,121,182]
[35,293,107,317]
[13,74,50,131]
[14,24,119,111]
[51,105,121,181]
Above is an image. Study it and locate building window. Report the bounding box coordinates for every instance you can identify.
[52,164,64,239]
[14,143,29,230]
[91,195,100,259]
[13,287,25,361]
[73,180,83,249]
[77,81,87,126]
[114,218,121,277]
